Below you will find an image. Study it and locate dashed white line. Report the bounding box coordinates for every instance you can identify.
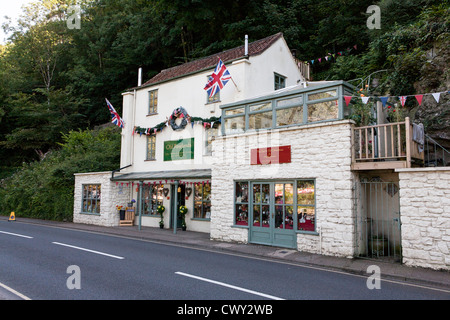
[175,271,285,300]
[52,242,125,260]
[0,230,33,239]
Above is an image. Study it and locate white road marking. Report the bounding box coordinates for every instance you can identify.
[0,282,31,300]
[0,230,33,239]
[52,242,124,260]
[175,271,285,300]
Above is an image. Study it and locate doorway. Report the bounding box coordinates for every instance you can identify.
[355,180,402,262]
[249,181,296,249]
[170,184,185,229]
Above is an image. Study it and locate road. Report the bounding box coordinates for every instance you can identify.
[1,220,449,302]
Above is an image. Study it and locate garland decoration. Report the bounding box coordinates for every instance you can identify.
[133,106,221,136]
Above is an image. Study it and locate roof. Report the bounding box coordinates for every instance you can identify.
[111,169,212,181]
[141,33,284,87]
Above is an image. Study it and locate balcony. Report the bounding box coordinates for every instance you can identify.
[351,117,425,170]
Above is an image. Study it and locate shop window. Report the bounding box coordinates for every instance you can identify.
[194,182,211,219]
[235,182,249,226]
[143,184,163,216]
[297,180,315,231]
[224,115,245,134]
[81,184,101,214]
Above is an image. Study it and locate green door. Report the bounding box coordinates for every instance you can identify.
[249,182,296,249]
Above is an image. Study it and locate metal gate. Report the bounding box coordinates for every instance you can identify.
[355,180,402,262]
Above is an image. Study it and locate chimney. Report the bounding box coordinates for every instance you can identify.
[245,35,248,57]
[138,67,142,87]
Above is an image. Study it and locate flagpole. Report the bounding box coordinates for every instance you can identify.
[230,77,240,92]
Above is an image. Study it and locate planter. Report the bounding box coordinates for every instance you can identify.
[119,210,125,220]
[182,225,186,231]
[159,224,164,229]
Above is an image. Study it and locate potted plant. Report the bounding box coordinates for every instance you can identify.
[157,205,165,229]
[116,205,125,220]
[179,205,188,231]
[128,199,136,207]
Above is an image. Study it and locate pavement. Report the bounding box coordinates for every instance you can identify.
[1,216,449,293]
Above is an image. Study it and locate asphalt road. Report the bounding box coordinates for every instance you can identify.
[1,220,449,301]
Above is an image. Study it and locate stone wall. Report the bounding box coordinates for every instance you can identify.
[397,167,450,270]
[211,120,356,258]
[73,172,131,227]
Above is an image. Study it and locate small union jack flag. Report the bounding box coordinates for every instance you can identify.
[204,59,232,98]
[105,98,124,128]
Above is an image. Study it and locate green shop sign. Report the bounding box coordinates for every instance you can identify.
[164,138,194,161]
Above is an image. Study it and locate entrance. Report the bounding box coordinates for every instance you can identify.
[249,182,296,249]
[355,180,402,262]
[170,184,185,229]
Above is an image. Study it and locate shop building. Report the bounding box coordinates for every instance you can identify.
[73,33,450,270]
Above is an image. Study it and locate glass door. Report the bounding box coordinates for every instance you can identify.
[249,181,296,249]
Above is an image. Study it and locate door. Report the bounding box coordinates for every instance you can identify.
[249,182,296,249]
[170,184,185,229]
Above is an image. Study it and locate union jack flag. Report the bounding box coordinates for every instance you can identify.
[105,98,124,128]
[204,59,232,98]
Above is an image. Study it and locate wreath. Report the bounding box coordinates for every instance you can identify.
[169,107,190,131]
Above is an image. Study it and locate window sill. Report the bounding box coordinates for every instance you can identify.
[79,212,100,216]
[147,113,158,117]
[191,218,210,222]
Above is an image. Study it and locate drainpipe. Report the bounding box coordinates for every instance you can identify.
[173,180,179,234]
[111,164,132,180]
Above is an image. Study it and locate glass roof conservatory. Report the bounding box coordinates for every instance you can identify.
[220,80,355,135]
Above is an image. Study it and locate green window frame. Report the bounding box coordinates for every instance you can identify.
[221,84,347,135]
[81,184,101,214]
[233,179,316,233]
[148,89,158,115]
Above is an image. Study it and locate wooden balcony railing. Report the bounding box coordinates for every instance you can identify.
[352,117,425,170]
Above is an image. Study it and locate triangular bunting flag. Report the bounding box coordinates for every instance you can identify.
[431,92,440,103]
[361,96,370,104]
[380,96,389,108]
[399,96,407,107]
[344,96,352,106]
[415,95,423,105]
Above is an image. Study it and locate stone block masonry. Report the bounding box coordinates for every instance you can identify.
[397,167,450,270]
[73,172,131,227]
[211,120,356,258]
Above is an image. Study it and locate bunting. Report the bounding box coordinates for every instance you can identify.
[344,90,448,109]
[305,45,358,66]
[134,114,221,136]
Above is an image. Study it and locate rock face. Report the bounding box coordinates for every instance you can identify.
[413,33,450,155]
